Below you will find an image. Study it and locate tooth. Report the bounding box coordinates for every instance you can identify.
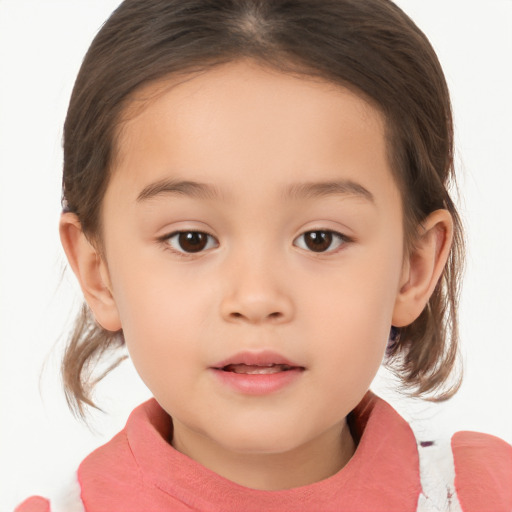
[225,364,293,374]
[241,366,282,375]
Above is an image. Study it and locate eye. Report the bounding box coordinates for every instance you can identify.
[293,230,348,253]
[164,231,218,254]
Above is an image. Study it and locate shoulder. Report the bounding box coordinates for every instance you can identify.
[452,431,512,512]
[14,401,154,512]
[13,433,132,512]
[15,496,50,512]
[77,399,165,492]
[78,428,143,496]
[14,474,84,512]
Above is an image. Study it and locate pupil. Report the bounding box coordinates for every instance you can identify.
[305,231,332,252]
[179,232,207,252]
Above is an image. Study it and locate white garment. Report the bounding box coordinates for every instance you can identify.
[416,436,464,512]
[49,475,84,512]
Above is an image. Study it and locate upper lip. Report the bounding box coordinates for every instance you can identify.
[212,350,304,369]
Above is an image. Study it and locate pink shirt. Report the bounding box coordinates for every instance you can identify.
[16,393,512,511]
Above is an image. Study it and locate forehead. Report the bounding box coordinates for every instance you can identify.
[109,60,395,207]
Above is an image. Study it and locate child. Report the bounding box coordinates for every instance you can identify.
[14,0,511,511]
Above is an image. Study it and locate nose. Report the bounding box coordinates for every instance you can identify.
[219,253,295,325]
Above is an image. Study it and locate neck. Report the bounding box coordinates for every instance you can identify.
[172,419,355,490]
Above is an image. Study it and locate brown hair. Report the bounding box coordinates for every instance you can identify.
[61,0,464,418]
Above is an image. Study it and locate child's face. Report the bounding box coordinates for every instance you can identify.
[100,61,406,470]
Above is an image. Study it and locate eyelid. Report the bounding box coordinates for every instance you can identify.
[293,229,351,253]
[160,229,219,257]
[157,227,351,258]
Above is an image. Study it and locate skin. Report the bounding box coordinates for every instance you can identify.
[60,60,453,490]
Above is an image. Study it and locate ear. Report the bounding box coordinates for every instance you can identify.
[59,213,122,332]
[392,209,453,327]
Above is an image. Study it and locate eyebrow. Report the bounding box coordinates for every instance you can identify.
[137,179,223,202]
[284,180,375,203]
[136,178,374,204]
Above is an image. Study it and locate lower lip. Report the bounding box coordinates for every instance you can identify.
[211,368,303,395]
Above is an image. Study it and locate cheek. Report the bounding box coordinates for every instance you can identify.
[107,259,211,378]
[119,295,202,399]
[305,248,401,325]
[309,296,388,382]
[301,244,403,370]
[109,245,203,327]
[307,295,389,403]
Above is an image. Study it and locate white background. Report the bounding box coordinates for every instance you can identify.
[1,1,511,510]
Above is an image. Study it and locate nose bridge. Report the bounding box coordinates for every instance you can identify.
[220,236,294,324]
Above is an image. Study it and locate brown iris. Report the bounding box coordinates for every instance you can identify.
[177,232,209,252]
[303,231,333,252]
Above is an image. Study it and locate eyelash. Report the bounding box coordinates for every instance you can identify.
[160,229,351,257]
[294,230,350,254]
[160,230,219,258]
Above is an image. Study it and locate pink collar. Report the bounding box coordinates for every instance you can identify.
[124,392,421,511]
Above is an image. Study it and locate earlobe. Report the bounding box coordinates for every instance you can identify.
[59,213,122,332]
[392,209,453,327]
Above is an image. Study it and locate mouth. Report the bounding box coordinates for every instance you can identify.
[212,350,305,374]
[210,350,305,394]
[219,363,299,375]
